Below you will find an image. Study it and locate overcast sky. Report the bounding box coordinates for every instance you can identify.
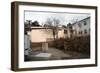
[25,11,90,26]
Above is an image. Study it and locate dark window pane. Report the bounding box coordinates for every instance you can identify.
[84,29,87,34]
[64,30,68,34]
[80,31,82,34]
[84,21,87,25]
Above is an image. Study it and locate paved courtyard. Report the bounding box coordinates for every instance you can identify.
[46,48,71,60]
[26,47,90,61]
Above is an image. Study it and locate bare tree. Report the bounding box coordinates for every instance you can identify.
[45,18,53,27]
[45,17,61,40]
[26,20,32,25]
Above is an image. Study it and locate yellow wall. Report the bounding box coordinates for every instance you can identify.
[28,29,54,43]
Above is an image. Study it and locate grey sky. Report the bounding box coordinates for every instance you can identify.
[25,11,90,25]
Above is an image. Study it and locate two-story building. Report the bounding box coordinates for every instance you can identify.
[64,17,90,38]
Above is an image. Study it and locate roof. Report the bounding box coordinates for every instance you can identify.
[72,17,90,26]
[30,26,69,30]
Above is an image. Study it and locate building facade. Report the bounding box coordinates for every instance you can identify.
[64,17,90,38]
[71,17,90,37]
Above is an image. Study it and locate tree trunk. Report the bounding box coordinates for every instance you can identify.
[56,28,58,39]
[52,29,56,41]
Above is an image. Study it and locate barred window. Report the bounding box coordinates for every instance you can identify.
[79,31,82,34]
[84,29,87,34]
[64,30,68,34]
[84,21,87,25]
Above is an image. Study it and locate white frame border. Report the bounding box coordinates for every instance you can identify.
[18,5,96,68]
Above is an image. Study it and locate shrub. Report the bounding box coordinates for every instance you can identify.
[45,36,90,55]
[64,36,90,54]
[47,38,65,49]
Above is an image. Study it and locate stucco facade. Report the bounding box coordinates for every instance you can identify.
[27,27,66,43]
[27,17,90,43]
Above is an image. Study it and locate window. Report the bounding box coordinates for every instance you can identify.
[79,31,81,34]
[84,29,87,34]
[84,21,87,25]
[80,31,83,34]
[64,30,68,34]
[70,30,73,34]
[79,31,82,34]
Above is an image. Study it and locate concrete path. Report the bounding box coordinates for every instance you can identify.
[46,48,71,60]
[30,47,72,60]
[28,47,89,61]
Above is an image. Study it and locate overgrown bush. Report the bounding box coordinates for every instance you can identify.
[48,38,65,49]
[50,36,90,54]
[47,36,90,55]
[55,38,65,49]
[64,36,90,54]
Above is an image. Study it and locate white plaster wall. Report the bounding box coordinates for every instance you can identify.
[72,18,90,36]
